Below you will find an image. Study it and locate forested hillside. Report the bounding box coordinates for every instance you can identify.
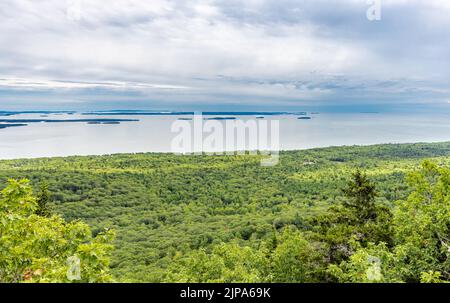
[1,142,449,282]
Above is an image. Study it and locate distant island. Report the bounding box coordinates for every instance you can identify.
[0,110,315,118]
[0,118,138,123]
[298,117,312,120]
[0,111,76,116]
[0,123,28,129]
[204,117,237,121]
[87,121,122,125]
[82,111,298,116]
[0,118,139,129]
[83,111,194,116]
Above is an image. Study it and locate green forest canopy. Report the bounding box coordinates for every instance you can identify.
[0,142,449,282]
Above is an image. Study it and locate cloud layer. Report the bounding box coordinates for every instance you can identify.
[1,0,450,110]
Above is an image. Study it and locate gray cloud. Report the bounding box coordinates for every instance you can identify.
[0,0,450,110]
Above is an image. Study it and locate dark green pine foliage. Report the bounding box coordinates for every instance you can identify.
[35,183,51,217]
[342,170,377,221]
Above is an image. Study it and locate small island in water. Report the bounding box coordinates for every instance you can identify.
[204,117,237,121]
[0,118,139,130]
[87,121,122,125]
[0,123,28,129]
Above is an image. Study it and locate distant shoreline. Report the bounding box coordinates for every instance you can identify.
[0,141,448,161]
[1,110,315,116]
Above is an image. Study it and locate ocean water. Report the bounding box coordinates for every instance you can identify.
[0,112,449,159]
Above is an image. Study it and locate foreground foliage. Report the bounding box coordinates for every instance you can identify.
[0,179,114,282]
[330,160,450,282]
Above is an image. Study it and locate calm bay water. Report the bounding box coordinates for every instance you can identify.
[0,112,449,159]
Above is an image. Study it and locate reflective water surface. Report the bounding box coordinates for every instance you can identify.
[0,112,449,159]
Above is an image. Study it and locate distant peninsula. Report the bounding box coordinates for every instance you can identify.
[204,117,237,121]
[0,118,139,130]
[0,111,76,116]
[82,111,297,116]
[0,123,28,129]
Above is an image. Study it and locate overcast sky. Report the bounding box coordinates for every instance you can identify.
[1,0,450,111]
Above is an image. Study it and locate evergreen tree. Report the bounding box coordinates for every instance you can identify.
[329,161,450,283]
[342,170,378,221]
[313,170,392,265]
[35,183,51,217]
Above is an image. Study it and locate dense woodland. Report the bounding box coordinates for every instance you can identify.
[1,142,449,282]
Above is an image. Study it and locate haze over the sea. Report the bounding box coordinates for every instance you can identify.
[0,111,448,159]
